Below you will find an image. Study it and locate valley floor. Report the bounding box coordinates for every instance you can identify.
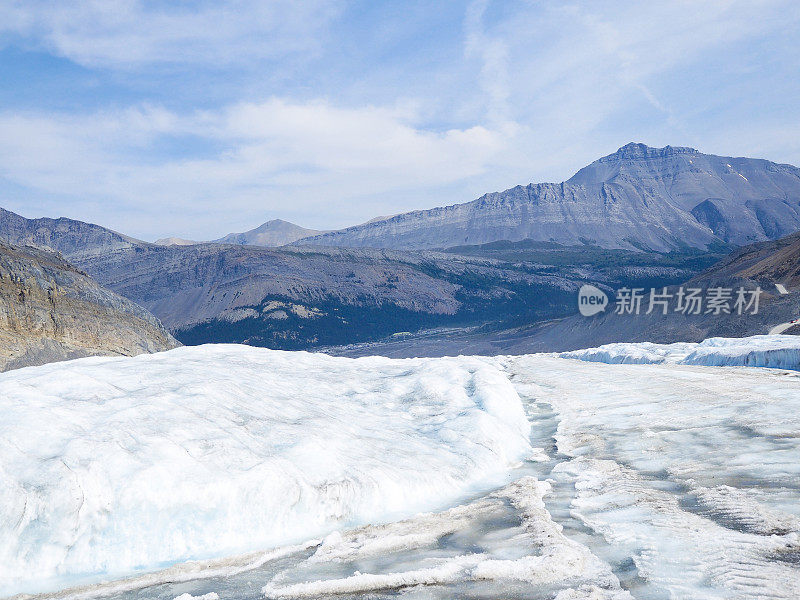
[4,339,800,600]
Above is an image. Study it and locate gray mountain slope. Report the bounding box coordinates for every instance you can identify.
[0,206,568,338]
[300,143,800,251]
[71,241,586,347]
[0,207,146,261]
[0,241,178,371]
[214,219,323,247]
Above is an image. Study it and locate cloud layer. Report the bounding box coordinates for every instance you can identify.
[0,0,797,240]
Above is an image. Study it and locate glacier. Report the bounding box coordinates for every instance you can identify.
[0,345,531,596]
[3,335,800,599]
[559,334,800,369]
[502,350,800,599]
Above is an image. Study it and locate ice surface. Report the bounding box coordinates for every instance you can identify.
[0,345,531,596]
[505,353,800,599]
[5,337,800,600]
[560,334,800,369]
[260,477,631,599]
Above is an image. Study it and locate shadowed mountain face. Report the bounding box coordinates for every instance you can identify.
[327,232,800,358]
[0,241,178,371]
[213,219,323,247]
[689,230,800,289]
[300,143,800,251]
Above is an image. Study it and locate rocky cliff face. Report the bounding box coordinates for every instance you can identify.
[0,241,178,371]
[300,143,800,251]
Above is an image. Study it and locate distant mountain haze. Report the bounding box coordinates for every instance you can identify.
[213,219,324,247]
[153,219,323,247]
[299,143,800,251]
[154,237,198,246]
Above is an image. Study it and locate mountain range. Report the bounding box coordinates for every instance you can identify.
[298,143,800,251]
[149,143,800,253]
[0,206,712,349]
[2,142,799,355]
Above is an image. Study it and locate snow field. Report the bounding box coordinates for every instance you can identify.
[0,345,532,596]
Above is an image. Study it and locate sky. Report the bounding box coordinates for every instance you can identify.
[0,0,798,241]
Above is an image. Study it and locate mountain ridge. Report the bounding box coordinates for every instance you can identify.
[298,143,800,251]
[0,207,148,261]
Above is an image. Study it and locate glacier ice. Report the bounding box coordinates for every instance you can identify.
[560,334,800,369]
[0,345,531,596]
[260,477,631,599]
[4,335,800,599]
[504,352,800,599]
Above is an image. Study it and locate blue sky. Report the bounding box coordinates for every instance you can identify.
[0,0,798,241]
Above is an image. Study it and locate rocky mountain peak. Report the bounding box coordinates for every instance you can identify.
[298,144,800,252]
[603,142,699,162]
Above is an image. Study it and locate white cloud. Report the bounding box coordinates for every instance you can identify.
[463,0,511,126]
[0,0,798,240]
[452,0,800,179]
[0,99,512,238]
[0,0,342,68]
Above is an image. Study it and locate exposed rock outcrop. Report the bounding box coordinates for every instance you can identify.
[0,241,178,371]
